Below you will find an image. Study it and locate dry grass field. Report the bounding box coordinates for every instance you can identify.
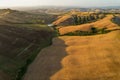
[0,9,120,80]
[23,30,120,80]
[59,15,119,35]
[53,14,72,25]
[53,11,104,26]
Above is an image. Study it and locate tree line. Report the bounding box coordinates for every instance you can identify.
[72,13,105,25]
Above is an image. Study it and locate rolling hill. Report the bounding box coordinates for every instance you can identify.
[0,8,120,80]
[0,9,56,80]
[58,15,120,35]
[0,9,57,25]
[52,11,105,26]
[23,30,120,80]
[23,11,120,80]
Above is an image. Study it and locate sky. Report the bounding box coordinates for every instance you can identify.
[0,0,120,7]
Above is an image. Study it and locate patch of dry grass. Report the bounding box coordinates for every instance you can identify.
[51,30,120,80]
[52,12,102,26]
[59,15,120,35]
[24,30,120,80]
[53,15,71,25]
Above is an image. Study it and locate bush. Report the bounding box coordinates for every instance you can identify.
[63,27,111,36]
[90,27,98,34]
[99,27,107,34]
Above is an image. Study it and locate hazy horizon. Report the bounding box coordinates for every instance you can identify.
[0,0,120,8]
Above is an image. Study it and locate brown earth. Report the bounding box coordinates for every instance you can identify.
[23,30,120,80]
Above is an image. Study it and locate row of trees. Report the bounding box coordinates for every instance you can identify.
[72,14,105,25]
[64,27,110,36]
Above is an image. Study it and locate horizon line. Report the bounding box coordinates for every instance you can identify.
[0,5,120,9]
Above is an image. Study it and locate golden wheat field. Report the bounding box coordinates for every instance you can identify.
[59,15,119,35]
[23,30,120,80]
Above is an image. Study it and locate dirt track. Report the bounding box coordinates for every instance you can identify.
[23,30,120,80]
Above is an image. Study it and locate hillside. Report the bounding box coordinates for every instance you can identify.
[0,8,120,80]
[23,10,120,80]
[23,30,120,80]
[52,11,105,26]
[0,9,57,24]
[58,15,120,35]
[0,9,56,80]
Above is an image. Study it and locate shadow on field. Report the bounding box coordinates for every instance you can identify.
[112,16,120,26]
[23,37,67,80]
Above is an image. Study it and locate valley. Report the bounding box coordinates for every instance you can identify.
[0,7,120,80]
[23,9,120,80]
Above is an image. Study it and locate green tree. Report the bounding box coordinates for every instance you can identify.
[72,15,78,25]
[91,27,98,34]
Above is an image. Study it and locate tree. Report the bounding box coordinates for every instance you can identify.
[90,27,98,34]
[72,14,78,25]
[78,16,82,24]
[90,14,95,20]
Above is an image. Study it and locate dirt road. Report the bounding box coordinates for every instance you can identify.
[23,30,120,80]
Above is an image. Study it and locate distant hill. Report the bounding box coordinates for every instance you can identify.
[58,15,120,35]
[100,6,120,9]
[53,11,105,26]
[0,9,57,24]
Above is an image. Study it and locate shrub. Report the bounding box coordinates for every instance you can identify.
[90,27,98,34]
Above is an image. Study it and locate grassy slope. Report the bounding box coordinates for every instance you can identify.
[51,30,120,80]
[1,9,119,80]
[59,15,120,35]
[23,12,120,80]
[52,12,102,26]
[52,14,72,25]
[23,30,120,80]
[0,9,56,80]
[0,9,57,25]
[0,25,54,80]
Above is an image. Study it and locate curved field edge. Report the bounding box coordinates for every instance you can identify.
[23,30,120,80]
[50,30,120,80]
[23,37,67,80]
